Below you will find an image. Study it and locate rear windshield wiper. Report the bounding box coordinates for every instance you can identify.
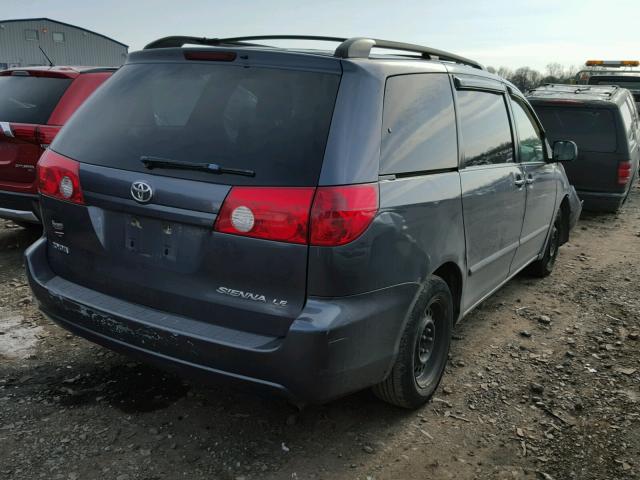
[140,156,255,177]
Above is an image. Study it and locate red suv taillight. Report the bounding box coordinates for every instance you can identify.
[8,123,38,142]
[37,126,61,147]
[5,123,61,148]
[618,161,632,185]
[37,150,85,205]
[214,183,379,246]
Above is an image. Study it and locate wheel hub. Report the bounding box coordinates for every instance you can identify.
[414,310,436,378]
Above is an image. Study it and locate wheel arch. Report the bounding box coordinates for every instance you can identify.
[388,261,464,373]
[432,261,463,323]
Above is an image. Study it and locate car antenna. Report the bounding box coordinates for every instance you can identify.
[38,45,54,67]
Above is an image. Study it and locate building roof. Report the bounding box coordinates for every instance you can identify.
[0,17,128,48]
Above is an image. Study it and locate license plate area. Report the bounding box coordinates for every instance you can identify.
[125,214,180,261]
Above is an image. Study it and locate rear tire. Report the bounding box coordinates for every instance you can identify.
[373,276,453,409]
[527,208,562,278]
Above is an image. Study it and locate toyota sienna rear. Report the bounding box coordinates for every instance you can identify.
[26,36,581,408]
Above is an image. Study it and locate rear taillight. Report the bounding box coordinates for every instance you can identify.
[214,183,379,246]
[37,150,84,205]
[617,161,632,185]
[214,187,315,244]
[8,123,38,142]
[37,126,61,147]
[310,184,379,246]
[2,123,61,148]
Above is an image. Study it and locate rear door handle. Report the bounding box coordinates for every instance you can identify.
[514,177,525,187]
[526,174,535,185]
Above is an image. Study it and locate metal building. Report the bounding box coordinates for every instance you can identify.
[0,18,127,69]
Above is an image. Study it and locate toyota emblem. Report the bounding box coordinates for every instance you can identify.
[131,181,153,203]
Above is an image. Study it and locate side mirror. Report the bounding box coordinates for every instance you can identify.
[552,140,578,162]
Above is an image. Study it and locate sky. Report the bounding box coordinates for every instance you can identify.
[3,0,639,72]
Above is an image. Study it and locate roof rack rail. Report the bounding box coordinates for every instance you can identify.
[143,35,347,50]
[334,37,483,69]
[528,83,620,98]
[143,35,484,70]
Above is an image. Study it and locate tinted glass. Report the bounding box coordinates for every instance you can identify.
[534,107,617,153]
[52,63,341,186]
[590,78,640,89]
[457,90,514,167]
[381,74,457,173]
[621,101,633,135]
[0,76,71,124]
[629,98,639,119]
[510,98,544,163]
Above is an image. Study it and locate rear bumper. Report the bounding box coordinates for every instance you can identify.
[0,190,39,223]
[26,237,417,405]
[577,189,626,212]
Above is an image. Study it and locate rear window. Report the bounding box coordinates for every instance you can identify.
[589,77,640,90]
[0,75,72,124]
[534,106,617,153]
[52,63,341,186]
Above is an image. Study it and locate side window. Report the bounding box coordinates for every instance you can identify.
[621,101,633,136]
[632,98,639,125]
[380,73,457,174]
[24,29,38,41]
[457,90,514,167]
[510,97,545,163]
[623,99,638,150]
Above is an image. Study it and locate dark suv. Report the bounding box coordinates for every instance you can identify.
[0,66,114,225]
[527,84,639,212]
[26,36,581,408]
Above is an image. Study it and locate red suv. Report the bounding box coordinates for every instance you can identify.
[0,66,115,225]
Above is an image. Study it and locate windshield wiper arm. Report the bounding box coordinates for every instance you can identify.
[140,156,255,177]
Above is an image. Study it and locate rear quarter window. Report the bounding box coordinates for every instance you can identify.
[380,73,457,174]
[534,106,618,153]
[0,75,72,124]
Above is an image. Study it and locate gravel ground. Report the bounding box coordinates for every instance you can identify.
[0,186,639,480]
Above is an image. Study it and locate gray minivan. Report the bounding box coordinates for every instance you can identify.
[26,36,581,408]
[527,84,639,212]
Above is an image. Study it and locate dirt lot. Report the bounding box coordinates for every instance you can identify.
[1,188,639,480]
